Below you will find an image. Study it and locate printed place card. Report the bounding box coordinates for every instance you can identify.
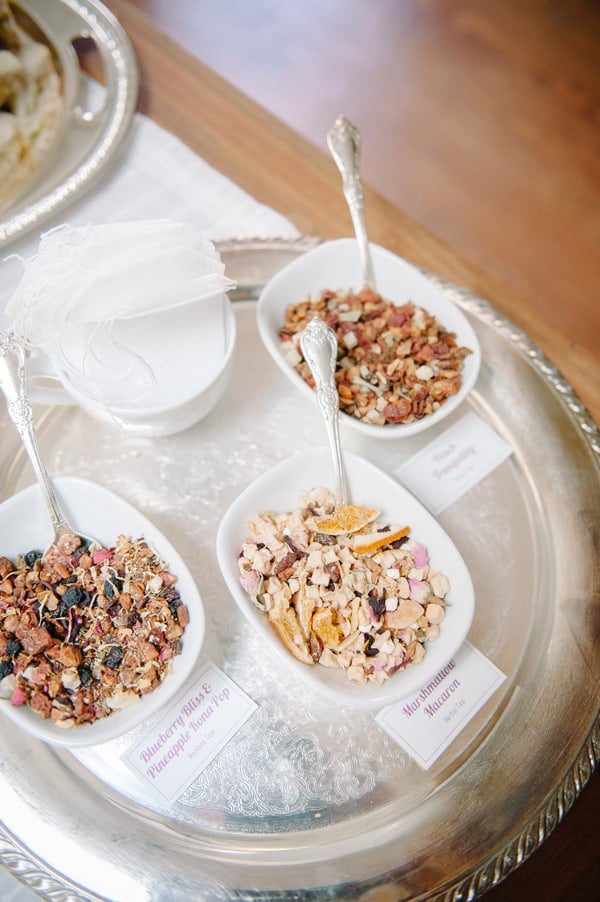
[124,661,257,803]
[376,642,505,769]
[395,411,513,514]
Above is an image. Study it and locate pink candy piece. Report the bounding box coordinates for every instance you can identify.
[408,578,431,604]
[412,543,429,568]
[240,570,262,595]
[11,686,27,707]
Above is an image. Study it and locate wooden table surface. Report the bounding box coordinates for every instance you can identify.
[98,2,598,899]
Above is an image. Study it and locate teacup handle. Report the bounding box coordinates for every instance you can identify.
[24,356,77,407]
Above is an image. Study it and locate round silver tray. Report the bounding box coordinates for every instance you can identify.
[0,0,138,245]
[0,237,598,901]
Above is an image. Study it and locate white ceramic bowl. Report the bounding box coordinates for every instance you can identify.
[257,239,481,439]
[0,478,205,746]
[216,447,474,709]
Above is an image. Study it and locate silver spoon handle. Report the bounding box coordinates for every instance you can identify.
[0,332,71,537]
[327,115,375,289]
[300,318,348,505]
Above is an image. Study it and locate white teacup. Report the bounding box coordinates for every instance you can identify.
[25,291,237,437]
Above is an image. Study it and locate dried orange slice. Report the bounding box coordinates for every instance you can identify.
[352,525,411,554]
[312,609,342,648]
[295,594,315,638]
[312,504,380,536]
[268,606,314,665]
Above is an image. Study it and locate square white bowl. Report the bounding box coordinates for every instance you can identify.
[257,239,481,439]
[216,447,474,709]
[0,478,205,746]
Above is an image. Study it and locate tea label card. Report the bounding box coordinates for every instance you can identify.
[395,412,513,514]
[376,642,506,769]
[125,661,257,802]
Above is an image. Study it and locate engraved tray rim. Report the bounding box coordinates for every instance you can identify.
[0,235,598,901]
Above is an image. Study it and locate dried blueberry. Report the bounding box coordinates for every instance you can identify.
[103,579,117,599]
[72,539,92,559]
[62,586,86,608]
[168,597,182,618]
[0,658,13,679]
[103,645,123,669]
[78,663,93,685]
[24,550,42,567]
[6,638,22,658]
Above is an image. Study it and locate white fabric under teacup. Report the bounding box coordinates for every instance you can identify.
[6,220,237,436]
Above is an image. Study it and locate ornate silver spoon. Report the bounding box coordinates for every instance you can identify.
[300,317,379,535]
[327,114,376,289]
[0,331,90,555]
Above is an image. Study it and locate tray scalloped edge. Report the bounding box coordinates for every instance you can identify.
[0,722,597,901]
